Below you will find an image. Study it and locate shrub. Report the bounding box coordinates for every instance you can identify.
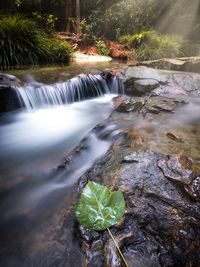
[95,40,110,56]
[0,15,73,70]
[119,31,183,60]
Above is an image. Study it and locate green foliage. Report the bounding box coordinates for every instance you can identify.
[119,31,183,60]
[87,0,159,40]
[32,12,58,35]
[135,31,183,60]
[95,40,110,56]
[76,181,125,231]
[181,41,200,57]
[0,15,73,70]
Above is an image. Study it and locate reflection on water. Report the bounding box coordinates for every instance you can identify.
[0,95,116,267]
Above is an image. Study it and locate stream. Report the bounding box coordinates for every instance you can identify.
[1,61,200,267]
[0,61,126,267]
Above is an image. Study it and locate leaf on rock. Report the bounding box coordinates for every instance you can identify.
[76,181,125,231]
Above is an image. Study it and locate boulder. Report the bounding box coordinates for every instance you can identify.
[0,73,22,113]
[123,66,200,97]
[123,66,167,83]
[138,57,200,73]
[139,58,185,71]
[122,66,167,96]
[0,73,21,87]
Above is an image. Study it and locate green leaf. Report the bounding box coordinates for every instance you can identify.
[76,181,125,231]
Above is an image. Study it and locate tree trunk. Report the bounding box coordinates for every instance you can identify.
[66,0,72,32]
[76,0,81,37]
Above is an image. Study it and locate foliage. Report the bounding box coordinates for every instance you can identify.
[180,41,200,57]
[0,15,73,70]
[119,31,183,60]
[86,0,161,40]
[32,12,58,35]
[95,40,110,56]
[136,33,183,60]
[76,181,125,231]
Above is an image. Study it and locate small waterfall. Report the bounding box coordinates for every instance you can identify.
[15,74,124,110]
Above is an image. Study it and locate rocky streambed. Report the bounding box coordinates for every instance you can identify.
[0,65,200,267]
[75,66,200,267]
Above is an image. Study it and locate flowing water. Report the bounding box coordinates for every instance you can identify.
[0,62,125,266]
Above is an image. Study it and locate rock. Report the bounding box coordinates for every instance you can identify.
[117,95,185,115]
[123,66,167,96]
[116,97,145,112]
[162,70,200,97]
[158,155,194,184]
[153,84,188,96]
[138,57,200,73]
[158,155,200,200]
[139,58,185,71]
[181,59,200,73]
[133,79,159,95]
[0,73,21,87]
[122,152,143,163]
[124,66,167,83]
[0,73,23,113]
[122,66,200,97]
[76,103,200,266]
[0,86,23,113]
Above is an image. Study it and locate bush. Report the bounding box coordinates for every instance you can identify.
[119,31,183,60]
[95,40,110,56]
[0,15,73,70]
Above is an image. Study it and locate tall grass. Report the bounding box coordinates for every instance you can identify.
[119,31,184,60]
[0,15,73,70]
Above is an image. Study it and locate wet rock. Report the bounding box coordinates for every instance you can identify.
[122,152,143,163]
[123,66,167,96]
[116,97,145,112]
[142,97,184,114]
[77,134,200,266]
[153,84,188,96]
[0,73,23,113]
[0,86,23,113]
[79,225,100,242]
[139,58,185,71]
[159,69,200,97]
[0,73,21,87]
[158,155,200,200]
[124,66,167,83]
[123,66,200,97]
[138,57,200,73]
[133,79,160,96]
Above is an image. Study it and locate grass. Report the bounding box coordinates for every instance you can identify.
[119,30,200,61]
[0,15,73,70]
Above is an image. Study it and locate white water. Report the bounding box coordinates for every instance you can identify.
[0,95,115,179]
[0,70,123,266]
[15,74,123,110]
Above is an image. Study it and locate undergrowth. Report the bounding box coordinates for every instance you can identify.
[0,15,73,70]
[119,30,200,60]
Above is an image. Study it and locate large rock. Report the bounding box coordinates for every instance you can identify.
[76,95,200,267]
[139,58,185,71]
[0,73,22,113]
[123,66,200,97]
[0,73,21,87]
[139,57,200,73]
[122,66,167,96]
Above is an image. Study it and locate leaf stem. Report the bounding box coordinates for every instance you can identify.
[107,227,128,267]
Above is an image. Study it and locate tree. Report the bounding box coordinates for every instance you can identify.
[76,0,81,37]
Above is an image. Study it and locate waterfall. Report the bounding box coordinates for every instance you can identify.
[15,74,124,110]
